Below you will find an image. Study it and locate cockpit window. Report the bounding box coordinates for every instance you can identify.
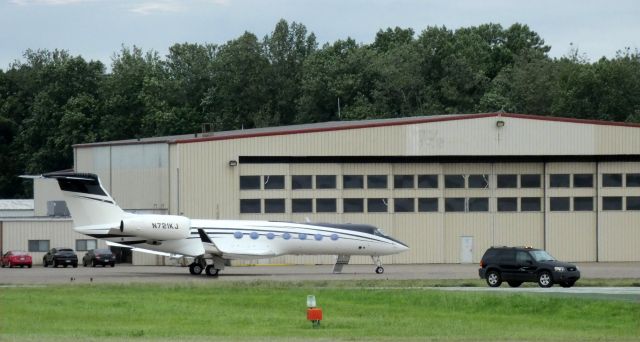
[374,229,386,237]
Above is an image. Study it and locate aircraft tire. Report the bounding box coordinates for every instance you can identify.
[189,263,203,275]
[205,265,219,277]
[375,266,384,274]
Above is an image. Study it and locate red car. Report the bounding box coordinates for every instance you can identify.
[1,250,33,268]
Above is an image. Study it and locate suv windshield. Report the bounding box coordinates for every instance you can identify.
[530,250,556,262]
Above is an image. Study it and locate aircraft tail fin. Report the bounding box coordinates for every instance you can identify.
[43,172,125,228]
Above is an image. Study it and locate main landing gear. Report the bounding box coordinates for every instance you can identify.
[189,255,224,277]
[372,256,384,274]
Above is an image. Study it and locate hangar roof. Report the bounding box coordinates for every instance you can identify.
[73,112,640,148]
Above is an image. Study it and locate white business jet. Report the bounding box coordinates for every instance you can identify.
[41,172,409,277]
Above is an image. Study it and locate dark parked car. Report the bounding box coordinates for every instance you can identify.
[479,246,580,288]
[1,250,32,268]
[83,249,116,267]
[43,248,78,268]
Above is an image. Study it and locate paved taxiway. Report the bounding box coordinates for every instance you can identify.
[1,262,639,285]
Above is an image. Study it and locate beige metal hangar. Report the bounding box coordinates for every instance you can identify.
[71,113,640,265]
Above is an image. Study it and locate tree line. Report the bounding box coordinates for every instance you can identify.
[1,20,639,198]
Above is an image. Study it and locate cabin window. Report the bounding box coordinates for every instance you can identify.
[316,175,336,189]
[418,198,438,212]
[343,175,364,189]
[418,175,438,188]
[240,199,261,213]
[367,198,388,212]
[394,175,414,189]
[239,176,260,190]
[394,198,414,212]
[291,199,312,213]
[573,197,593,211]
[316,198,336,213]
[263,175,284,189]
[367,175,388,189]
[291,175,312,190]
[264,199,285,213]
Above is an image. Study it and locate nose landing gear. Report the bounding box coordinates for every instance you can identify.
[372,256,384,274]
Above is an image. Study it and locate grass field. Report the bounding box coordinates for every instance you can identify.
[1,281,639,341]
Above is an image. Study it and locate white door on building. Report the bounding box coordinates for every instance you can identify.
[460,236,474,263]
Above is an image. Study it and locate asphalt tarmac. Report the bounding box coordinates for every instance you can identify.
[1,262,639,285]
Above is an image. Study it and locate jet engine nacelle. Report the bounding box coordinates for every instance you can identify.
[120,215,191,240]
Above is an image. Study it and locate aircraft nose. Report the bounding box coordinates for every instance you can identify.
[395,241,409,252]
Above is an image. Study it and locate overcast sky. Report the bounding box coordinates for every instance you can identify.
[1,0,639,70]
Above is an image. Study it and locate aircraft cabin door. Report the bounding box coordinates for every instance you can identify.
[460,236,474,263]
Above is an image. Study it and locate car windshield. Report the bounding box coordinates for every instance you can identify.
[95,249,112,254]
[12,251,28,256]
[58,248,73,252]
[530,250,556,262]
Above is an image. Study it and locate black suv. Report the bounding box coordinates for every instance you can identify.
[43,248,78,268]
[479,246,580,288]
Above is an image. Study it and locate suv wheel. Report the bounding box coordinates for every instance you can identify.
[486,270,502,287]
[507,281,522,288]
[538,271,553,288]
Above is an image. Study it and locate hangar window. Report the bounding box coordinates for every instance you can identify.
[550,174,570,188]
[468,197,489,211]
[520,197,541,212]
[573,174,594,188]
[418,175,438,188]
[292,199,313,213]
[264,199,285,213]
[497,197,517,212]
[28,240,49,252]
[602,196,623,210]
[343,198,364,212]
[602,173,622,187]
[367,175,388,189]
[627,197,640,210]
[343,175,364,189]
[316,175,336,189]
[240,199,261,213]
[520,174,541,188]
[291,175,312,190]
[367,198,388,212]
[573,197,594,211]
[240,176,260,190]
[444,198,465,212]
[468,175,489,189]
[550,197,570,211]
[316,198,337,213]
[76,239,97,251]
[263,175,284,189]
[394,175,414,189]
[497,175,517,188]
[444,175,465,188]
[418,198,438,212]
[394,198,415,212]
[626,174,640,187]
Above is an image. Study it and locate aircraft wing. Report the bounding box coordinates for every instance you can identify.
[105,241,183,258]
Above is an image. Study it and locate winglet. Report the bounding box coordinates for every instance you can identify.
[197,229,213,243]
